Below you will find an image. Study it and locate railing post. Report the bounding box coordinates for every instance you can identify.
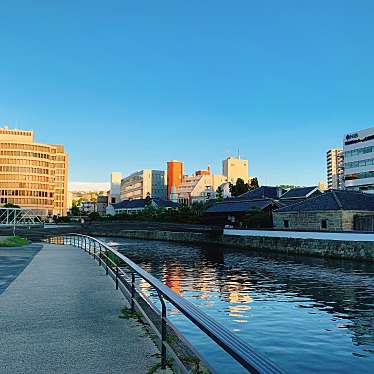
[93,240,96,260]
[131,272,135,312]
[115,265,119,290]
[88,238,91,255]
[106,252,109,275]
[158,293,167,370]
[99,244,102,266]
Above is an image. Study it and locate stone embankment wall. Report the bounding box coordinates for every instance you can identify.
[221,234,374,262]
[89,229,374,262]
[90,229,210,244]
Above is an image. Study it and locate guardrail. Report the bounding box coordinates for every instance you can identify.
[48,233,284,374]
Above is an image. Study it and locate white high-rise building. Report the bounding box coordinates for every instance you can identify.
[344,126,374,193]
[109,172,122,204]
[120,170,167,201]
[327,149,344,190]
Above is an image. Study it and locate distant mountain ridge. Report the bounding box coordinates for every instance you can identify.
[68,182,110,192]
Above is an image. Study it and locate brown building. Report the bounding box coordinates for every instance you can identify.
[167,160,184,199]
[273,190,374,231]
[0,128,68,216]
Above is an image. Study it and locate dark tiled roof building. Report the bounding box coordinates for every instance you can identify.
[274,190,374,231]
[236,186,285,200]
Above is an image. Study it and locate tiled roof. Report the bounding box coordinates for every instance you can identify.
[278,198,308,207]
[275,190,374,212]
[236,186,285,200]
[153,198,179,208]
[280,186,320,199]
[206,198,275,213]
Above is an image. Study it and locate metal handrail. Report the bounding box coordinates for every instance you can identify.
[49,233,285,374]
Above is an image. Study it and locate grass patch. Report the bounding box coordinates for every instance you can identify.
[119,307,142,320]
[0,236,30,247]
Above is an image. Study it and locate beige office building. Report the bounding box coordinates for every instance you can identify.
[0,128,68,216]
[222,155,249,184]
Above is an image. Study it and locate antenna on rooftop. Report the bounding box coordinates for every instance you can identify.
[237,148,241,160]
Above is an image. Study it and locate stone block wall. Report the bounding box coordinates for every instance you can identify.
[273,210,374,232]
[273,211,343,231]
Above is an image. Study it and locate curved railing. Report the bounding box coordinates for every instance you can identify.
[48,233,285,374]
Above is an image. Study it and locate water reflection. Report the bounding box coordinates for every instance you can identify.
[102,238,374,373]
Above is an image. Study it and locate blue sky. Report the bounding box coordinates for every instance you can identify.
[1,1,373,186]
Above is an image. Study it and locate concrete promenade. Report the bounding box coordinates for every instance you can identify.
[0,244,161,374]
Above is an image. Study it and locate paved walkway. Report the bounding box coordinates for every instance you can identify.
[0,244,161,374]
[0,243,42,295]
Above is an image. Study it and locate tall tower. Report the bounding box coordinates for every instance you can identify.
[327,149,344,190]
[167,160,184,199]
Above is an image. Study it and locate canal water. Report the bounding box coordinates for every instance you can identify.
[100,237,374,374]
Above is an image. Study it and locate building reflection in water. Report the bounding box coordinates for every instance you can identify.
[108,238,374,373]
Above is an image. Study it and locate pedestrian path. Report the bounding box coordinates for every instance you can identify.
[0,244,161,374]
[0,243,41,295]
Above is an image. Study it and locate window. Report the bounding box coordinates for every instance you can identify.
[283,220,289,228]
[321,219,328,229]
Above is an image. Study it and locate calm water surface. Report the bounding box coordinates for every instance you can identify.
[100,237,374,374]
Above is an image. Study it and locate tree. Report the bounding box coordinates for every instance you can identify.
[70,201,81,216]
[229,178,250,197]
[4,203,21,209]
[277,184,299,189]
[145,192,152,207]
[249,177,259,190]
[216,186,224,202]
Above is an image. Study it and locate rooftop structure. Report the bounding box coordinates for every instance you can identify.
[276,190,374,213]
[279,186,322,207]
[207,198,277,214]
[236,186,285,200]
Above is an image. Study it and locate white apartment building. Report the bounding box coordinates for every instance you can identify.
[344,126,374,193]
[327,149,344,190]
[177,174,227,205]
[120,170,166,201]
